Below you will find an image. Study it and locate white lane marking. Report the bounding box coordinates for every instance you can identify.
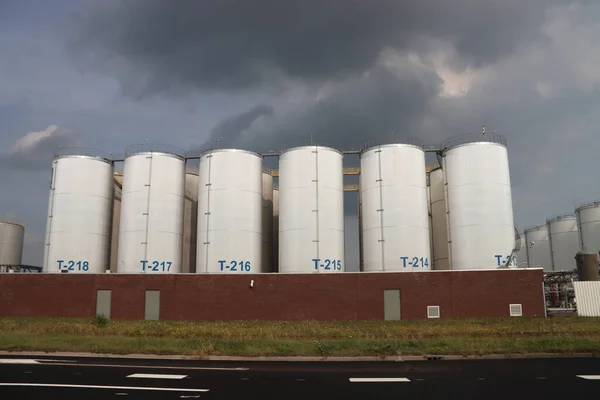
[349,378,411,383]
[577,375,600,380]
[115,393,128,396]
[36,359,78,363]
[0,383,209,392]
[22,362,247,371]
[127,373,188,380]
[180,396,200,399]
[0,359,39,364]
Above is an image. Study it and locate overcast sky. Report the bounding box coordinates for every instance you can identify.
[1,1,599,268]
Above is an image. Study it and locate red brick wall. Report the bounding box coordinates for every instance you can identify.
[0,269,545,320]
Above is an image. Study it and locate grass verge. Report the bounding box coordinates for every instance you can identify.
[0,317,599,357]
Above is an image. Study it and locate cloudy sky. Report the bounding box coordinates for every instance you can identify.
[1,0,599,268]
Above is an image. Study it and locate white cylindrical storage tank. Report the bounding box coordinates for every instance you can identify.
[0,221,25,267]
[262,172,274,272]
[524,224,552,271]
[117,145,185,273]
[443,134,515,269]
[547,214,579,272]
[430,167,450,270]
[109,173,123,273]
[272,187,279,273]
[279,146,344,273]
[358,171,364,271]
[360,144,430,271]
[43,149,114,273]
[197,149,263,273]
[183,169,199,273]
[576,201,600,261]
[515,236,527,268]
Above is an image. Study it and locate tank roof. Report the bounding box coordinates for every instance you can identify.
[360,142,424,155]
[54,147,113,162]
[199,148,261,158]
[524,224,548,233]
[125,143,185,159]
[0,220,25,228]
[575,200,600,211]
[279,145,343,156]
[442,133,507,152]
[546,214,576,223]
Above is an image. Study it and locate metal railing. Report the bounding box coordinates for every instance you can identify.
[54,146,113,160]
[442,133,507,151]
[575,199,600,211]
[360,134,425,152]
[125,143,185,158]
[546,214,576,223]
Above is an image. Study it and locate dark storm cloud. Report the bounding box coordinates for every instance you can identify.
[212,64,441,152]
[68,0,546,96]
[209,104,273,145]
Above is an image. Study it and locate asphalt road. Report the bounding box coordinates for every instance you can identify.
[0,355,600,399]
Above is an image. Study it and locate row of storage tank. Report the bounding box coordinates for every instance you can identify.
[0,221,25,270]
[515,203,600,272]
[41,134,519,274]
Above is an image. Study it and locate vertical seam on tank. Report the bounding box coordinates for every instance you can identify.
[576,210,585,251]
[376,148,385,271]
[442,157,453,270]
[143,154,153,263]
[314,146,320,271]
[548,224,556,271]
[204,155,212,272]
[45,159,58,271]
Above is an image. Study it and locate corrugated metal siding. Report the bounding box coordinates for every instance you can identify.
[574,282,600,316]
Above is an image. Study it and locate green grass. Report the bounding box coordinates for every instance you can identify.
[0,317,599,357]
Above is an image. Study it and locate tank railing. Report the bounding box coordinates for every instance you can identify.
[0,219,25,227]
[524,223,547,233]
[125,143,185,158]
[185,138,256,159]
[441,132,507,151]
[54,146,113,160]
[575,199,600,210]
[277,135,349,154]
[359,134,425,152]
[546,214,576,223]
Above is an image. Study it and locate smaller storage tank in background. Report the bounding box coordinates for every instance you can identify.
[197,149,263,273]
[272,187,279,273]
[524,224,553,271]
[515,236,528,268]
[429,167,450,270]
[576,201,600,262]
[262,171,274,273]
[547,214,579,272]
[117,145,186,274]
[183,169,199,273]
[0,221,25,268]
[109,173,123,273]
